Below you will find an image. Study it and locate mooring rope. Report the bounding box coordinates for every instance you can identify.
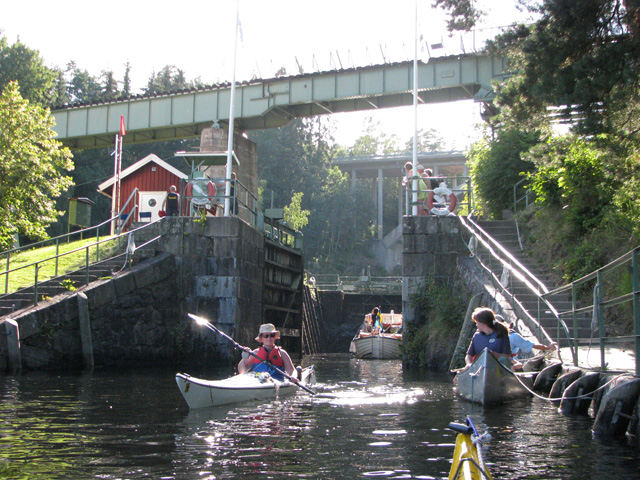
[493,356,630,402]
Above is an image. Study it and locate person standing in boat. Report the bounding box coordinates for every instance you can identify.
[371,307,382,333]
[238,323,296,381]
[464,307,512,367]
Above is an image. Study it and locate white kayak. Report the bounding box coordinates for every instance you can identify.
[175,367,316,409]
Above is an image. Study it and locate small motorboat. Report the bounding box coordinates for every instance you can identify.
[448,417,493,480]
[453,348,534,405]
[349,312,402,359]
[176,366,316,409]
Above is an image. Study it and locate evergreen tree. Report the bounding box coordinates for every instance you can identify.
[0,35,57,106]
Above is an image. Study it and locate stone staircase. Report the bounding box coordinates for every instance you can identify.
[475,219,592,346]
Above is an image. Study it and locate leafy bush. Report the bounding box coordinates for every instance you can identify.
[403,276,467,367]
[467,128,538,218]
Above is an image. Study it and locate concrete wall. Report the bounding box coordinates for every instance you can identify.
[0,254,194,371]
[0,216,270,372]
[401,216,467,330]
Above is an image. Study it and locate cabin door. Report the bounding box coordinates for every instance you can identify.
[138,191,166,222]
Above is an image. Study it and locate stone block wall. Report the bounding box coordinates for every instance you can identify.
[0,254,198,370]
[155,216,265,357]
[401,215,467,331]
[0,215,273,371]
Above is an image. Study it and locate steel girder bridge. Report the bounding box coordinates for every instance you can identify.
[51,53,506,150]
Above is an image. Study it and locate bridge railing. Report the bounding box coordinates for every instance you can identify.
[184,177,258,226]
[404,176,474,216]
[542,246,640,376]
[459,215,578,364]
[307,273,402,294]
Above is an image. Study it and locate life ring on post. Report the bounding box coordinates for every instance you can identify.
[186,179,216,206]
[207,181,216,198]
[427,185,457,216]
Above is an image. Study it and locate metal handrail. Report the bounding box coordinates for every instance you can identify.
[0,218,163,305]
[184,177,258,226]
[541,246,640,375]
[116,188,139,234]
[307,273,402,293]
[513,177,534,213]
[459,215,578,364]
[404,175,474,216]
[1,216,118,295]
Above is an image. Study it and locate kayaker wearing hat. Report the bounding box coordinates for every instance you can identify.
[238,323,296,381]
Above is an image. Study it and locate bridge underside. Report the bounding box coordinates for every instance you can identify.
[52,55,504,150]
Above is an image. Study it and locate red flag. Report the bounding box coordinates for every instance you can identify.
[120,115,126,136]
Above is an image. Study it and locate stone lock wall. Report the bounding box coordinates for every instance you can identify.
[0,215,269,372]
[401,216,467,330]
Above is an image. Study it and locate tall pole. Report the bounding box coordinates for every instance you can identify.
[224,0,240,216]
[111,134,119,235]
[412,0,419,216]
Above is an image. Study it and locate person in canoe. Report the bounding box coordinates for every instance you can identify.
[238,323,297,382]
[464,307,512,368]
[506,319,558,369]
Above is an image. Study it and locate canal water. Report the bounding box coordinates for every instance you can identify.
[1,353,639,479]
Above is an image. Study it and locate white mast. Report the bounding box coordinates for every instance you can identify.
[412,0,419,216]
[224,0,240,216]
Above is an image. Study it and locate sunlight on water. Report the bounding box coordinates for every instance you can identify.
[1,355,640,479]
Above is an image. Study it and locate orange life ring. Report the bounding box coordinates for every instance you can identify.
[186,179,216,206]
[207,181,216,197]
[427,185,457,216]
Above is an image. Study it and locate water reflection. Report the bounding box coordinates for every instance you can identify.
[0,354,639,479]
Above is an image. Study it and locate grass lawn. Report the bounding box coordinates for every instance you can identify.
[1,236,121,294]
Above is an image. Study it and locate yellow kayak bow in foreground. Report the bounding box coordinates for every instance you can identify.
[448,417,493,480]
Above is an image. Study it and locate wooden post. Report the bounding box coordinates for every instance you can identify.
[4,319,21,373]
[77,292,94,369]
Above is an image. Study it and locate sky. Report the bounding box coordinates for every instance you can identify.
[1,0,533,149]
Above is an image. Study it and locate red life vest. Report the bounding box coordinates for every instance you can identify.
[247,346,284,367]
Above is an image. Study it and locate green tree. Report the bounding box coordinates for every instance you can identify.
[0,82,74,250]
[467,128,538,218]
[487,0,640,138]
[527,135,618,234]
[65,62,104,104]
[0,35,57,106]
[283,192,310,231]
[145,65,191,95]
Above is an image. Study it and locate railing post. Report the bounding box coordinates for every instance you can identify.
[55,238,60,277]
[571,283,579,366]
[596,271,606,369]
[96,230,100,262]
[33,262,39,306]
[85,248,90,285]
[5,252,9,294]
[632,249,639,377]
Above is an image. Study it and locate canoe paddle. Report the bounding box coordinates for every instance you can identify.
[188,313,316,395]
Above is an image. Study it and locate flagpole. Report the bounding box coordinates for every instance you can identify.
[112,134,119,235]
[224,0,240,216]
